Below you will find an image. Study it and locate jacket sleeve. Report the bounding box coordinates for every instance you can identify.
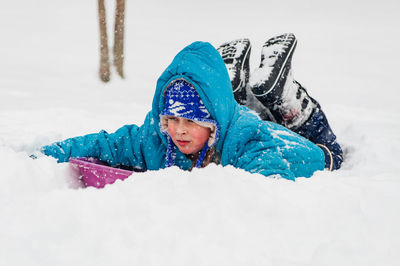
[223,122,296,181]
[222,113,325,181]
[234,139,296,181]
[41,112,163,170]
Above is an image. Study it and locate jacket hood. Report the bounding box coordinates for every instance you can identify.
[152,41,238,154]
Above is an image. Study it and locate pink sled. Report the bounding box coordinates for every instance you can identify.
[69,157,133,188]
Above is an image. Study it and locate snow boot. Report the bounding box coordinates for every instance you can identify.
[217,38,251,105]
[250,33,297,107]
[249,33,315,129]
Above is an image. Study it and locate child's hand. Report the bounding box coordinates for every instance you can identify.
[29,150,44,160]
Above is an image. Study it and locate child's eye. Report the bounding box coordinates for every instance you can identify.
[168,117,177,121]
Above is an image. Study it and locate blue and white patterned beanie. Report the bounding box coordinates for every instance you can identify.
[160,79,219,168]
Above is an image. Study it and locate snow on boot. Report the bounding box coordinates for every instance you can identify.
[270,76,317,129]
[250,33,297,106]
[217,38,251,105]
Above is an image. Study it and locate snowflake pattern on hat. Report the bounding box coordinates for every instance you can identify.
[161,79,211,120]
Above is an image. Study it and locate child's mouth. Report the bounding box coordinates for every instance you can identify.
[177,140,190,146]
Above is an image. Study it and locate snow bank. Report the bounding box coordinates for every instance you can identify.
[1,160,399,266]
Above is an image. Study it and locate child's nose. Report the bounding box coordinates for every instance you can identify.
[176,121,188,134]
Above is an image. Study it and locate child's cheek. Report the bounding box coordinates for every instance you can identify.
[167,123,177,138]
[191,126,210,144]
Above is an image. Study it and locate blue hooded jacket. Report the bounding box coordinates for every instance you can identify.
[42,41,325,180]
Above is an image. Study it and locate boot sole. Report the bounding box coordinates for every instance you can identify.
[252,35,297,98]
[233,43,251,93]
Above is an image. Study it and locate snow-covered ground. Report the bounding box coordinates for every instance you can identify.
[1,1,399,265]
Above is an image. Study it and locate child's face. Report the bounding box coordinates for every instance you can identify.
[167,116,211,155]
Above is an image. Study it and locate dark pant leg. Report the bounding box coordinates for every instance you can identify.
[293,106,343,170]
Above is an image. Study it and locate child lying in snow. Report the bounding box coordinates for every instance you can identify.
[38,34,343,181]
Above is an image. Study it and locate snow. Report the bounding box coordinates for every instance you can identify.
[1,0,400,265]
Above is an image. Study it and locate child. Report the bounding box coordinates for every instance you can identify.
[39,36,340,181]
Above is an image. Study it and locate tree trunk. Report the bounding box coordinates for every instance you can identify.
[98,0,110,82]
[113,0,125,78]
